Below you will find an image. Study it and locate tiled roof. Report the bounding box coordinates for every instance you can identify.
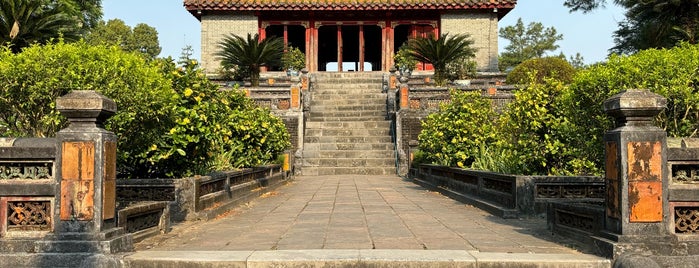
[184,0,516,11]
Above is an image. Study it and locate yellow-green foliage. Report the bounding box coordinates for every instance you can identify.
[506,57,576,85]
[0,41,290,178]
[418,90,496,168]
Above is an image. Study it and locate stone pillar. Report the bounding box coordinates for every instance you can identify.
[596,89,668,257]
[54,90,131,253]
[399,76,409,110]
[290,76,301,109]
[389,66,398,91]
[300,68,309,91]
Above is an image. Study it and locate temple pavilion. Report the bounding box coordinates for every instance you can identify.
[184,0,516,74]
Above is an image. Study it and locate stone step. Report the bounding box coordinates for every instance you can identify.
[304,142,393,151]
[312,94,386,100]
[310,99,387,105]
[306,121,391,129]
[304,136,393,143]
[307,116,388,122]
[124,250,611,268]
[313,89,383,95]
[309,111,386,118]
[0,253,115,268]
[302,166,397,175]
[305,128,390,137]
[311,104,386,112]
[302,158,395,167]
[314,84,382,90]
[303,150,394,158]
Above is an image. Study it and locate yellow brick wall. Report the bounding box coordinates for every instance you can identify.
[441,11,499,72]
[201,13,258,75]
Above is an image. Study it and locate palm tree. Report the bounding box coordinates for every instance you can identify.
[216,33,284,87]
[407,33,477,86]
[0,0,81,53]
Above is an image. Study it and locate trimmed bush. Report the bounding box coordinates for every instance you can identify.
[418,90,497,168]
[0,41,176,177]
[564,43,699,173]
[0,42,290,178]
[506,57,575,85]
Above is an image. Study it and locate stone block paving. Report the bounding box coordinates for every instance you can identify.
[136,175,589,254]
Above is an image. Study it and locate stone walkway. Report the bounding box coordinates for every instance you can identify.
[135,175,590,254]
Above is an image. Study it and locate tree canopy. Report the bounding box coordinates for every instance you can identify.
[0,0,94,53]
[498,18,563,71]
[86,19,161,59]
[565,0,699,54]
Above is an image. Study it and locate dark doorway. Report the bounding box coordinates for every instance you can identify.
[393,24,435,71]
[317,26,338,72]
[266,25,307,71]
[317,24,382,72]
[364,25,382,71]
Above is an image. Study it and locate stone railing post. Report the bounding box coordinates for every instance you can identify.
[398,76,409,110]
[389,66,398,91]
[300,68,309,91]
[290,76,301,110]
[597,89,668,258]
[54,90,131,253]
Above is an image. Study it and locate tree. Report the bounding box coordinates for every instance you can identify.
[565,0,699,54]
[128,23,161,58]
[406,33,476,86]
[0,0,82,53]
[86,19,161,59]
[498,18,563,71]
[216,33,284,87]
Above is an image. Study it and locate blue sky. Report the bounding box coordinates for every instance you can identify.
[103,0,625,64]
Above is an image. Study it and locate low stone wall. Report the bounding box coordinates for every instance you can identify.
[410,164,603,218]
[117,165,288,223]
[0,138,57,240]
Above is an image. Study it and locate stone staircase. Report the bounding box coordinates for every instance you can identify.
[302,72,396,175]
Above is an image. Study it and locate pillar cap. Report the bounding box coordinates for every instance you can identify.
[603,89,666,126]
[56,90,116,128]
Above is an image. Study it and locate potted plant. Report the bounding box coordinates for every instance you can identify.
[407,33,476,86]
[282,46,306,76]
[216,33,284,87]
[394,43,417,77]
[446,56,477,86]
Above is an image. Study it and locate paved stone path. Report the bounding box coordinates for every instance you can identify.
[136,175,589,254]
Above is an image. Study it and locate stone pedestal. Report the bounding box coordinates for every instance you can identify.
[53,90,132,253]
[594,89,669,258]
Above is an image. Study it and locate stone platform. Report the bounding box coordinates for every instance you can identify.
[123,175,610,267]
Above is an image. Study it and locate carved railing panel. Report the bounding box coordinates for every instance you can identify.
[536,184,605,199]
[117,186,176,202]
[555,209,594,233]
[7,200,51,232]
[0,162,52,180]
[675,206,699,234]
[482,177,513,194]
[671,163,699,184]
[125,211,162,233]
[198,179,226,197]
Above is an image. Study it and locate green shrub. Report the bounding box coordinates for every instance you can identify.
[506,57,575,85]
[418,90,497,168]
[564,43,699,172]
[0,41,176,177]
[139,58,291,176]
[0,41,290,178]
[497,78,597,175]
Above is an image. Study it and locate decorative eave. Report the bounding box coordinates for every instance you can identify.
[184,0,516,19]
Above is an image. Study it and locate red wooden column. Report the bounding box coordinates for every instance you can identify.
[383,20,393,71]
[305,21,313,71]
[283,25,288,47]
[337,25,343,72]
[258,21,267,72]
[359,25,365,72]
